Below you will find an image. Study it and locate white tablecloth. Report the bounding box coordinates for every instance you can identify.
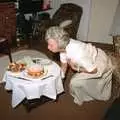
[2,61,64,108]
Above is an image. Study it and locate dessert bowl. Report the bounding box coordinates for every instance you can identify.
[26,64,45,78]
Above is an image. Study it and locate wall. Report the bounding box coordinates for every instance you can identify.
[88,0,119,44]
[110,0,120,36]
[49,0,62,17]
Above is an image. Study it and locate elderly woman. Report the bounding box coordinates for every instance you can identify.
[45,26,113,105]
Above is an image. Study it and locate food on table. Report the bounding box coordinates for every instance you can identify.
[33,58,52,65]
[27,65,44,77]
[7,62,26,72]
[17,56,34,67]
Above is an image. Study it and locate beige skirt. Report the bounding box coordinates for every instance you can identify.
[69,48,113,105]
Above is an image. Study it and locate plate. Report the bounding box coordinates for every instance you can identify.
[7,62,26,72]
[32,58,52,65]
[8,71,21,76]
[23,68,48,80]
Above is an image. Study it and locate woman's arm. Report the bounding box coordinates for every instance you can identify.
[59,52,68,76]
[68,59,97,74]
[61,62,68,76]
[78,67,97,74]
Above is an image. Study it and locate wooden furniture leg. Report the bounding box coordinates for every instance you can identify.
[6,40,12,62]
[0,38,12,62]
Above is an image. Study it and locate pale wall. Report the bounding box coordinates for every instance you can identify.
[88,0,119,44]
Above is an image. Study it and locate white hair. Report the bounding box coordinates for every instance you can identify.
[45,26,70,49]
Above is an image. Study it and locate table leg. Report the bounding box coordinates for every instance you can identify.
[22,96,53,112]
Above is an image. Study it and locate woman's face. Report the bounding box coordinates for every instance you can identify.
[47,39,59,53]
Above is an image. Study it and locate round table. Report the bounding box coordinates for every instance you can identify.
[2,59,64,108]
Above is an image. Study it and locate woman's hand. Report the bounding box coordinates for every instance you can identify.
[67,59,97,74]
[61,62,68,78]
[67,59,79,72]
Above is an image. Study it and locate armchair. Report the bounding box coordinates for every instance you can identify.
[49,3,83,60]
[35,3,83,41]
[51,3,83,39]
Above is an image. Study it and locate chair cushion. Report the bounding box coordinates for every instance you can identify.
[59,20,72,28]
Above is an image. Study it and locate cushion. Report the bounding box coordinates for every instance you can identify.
[59,20,72,28]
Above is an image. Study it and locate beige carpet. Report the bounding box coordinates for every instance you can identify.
[0,49,48,83]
